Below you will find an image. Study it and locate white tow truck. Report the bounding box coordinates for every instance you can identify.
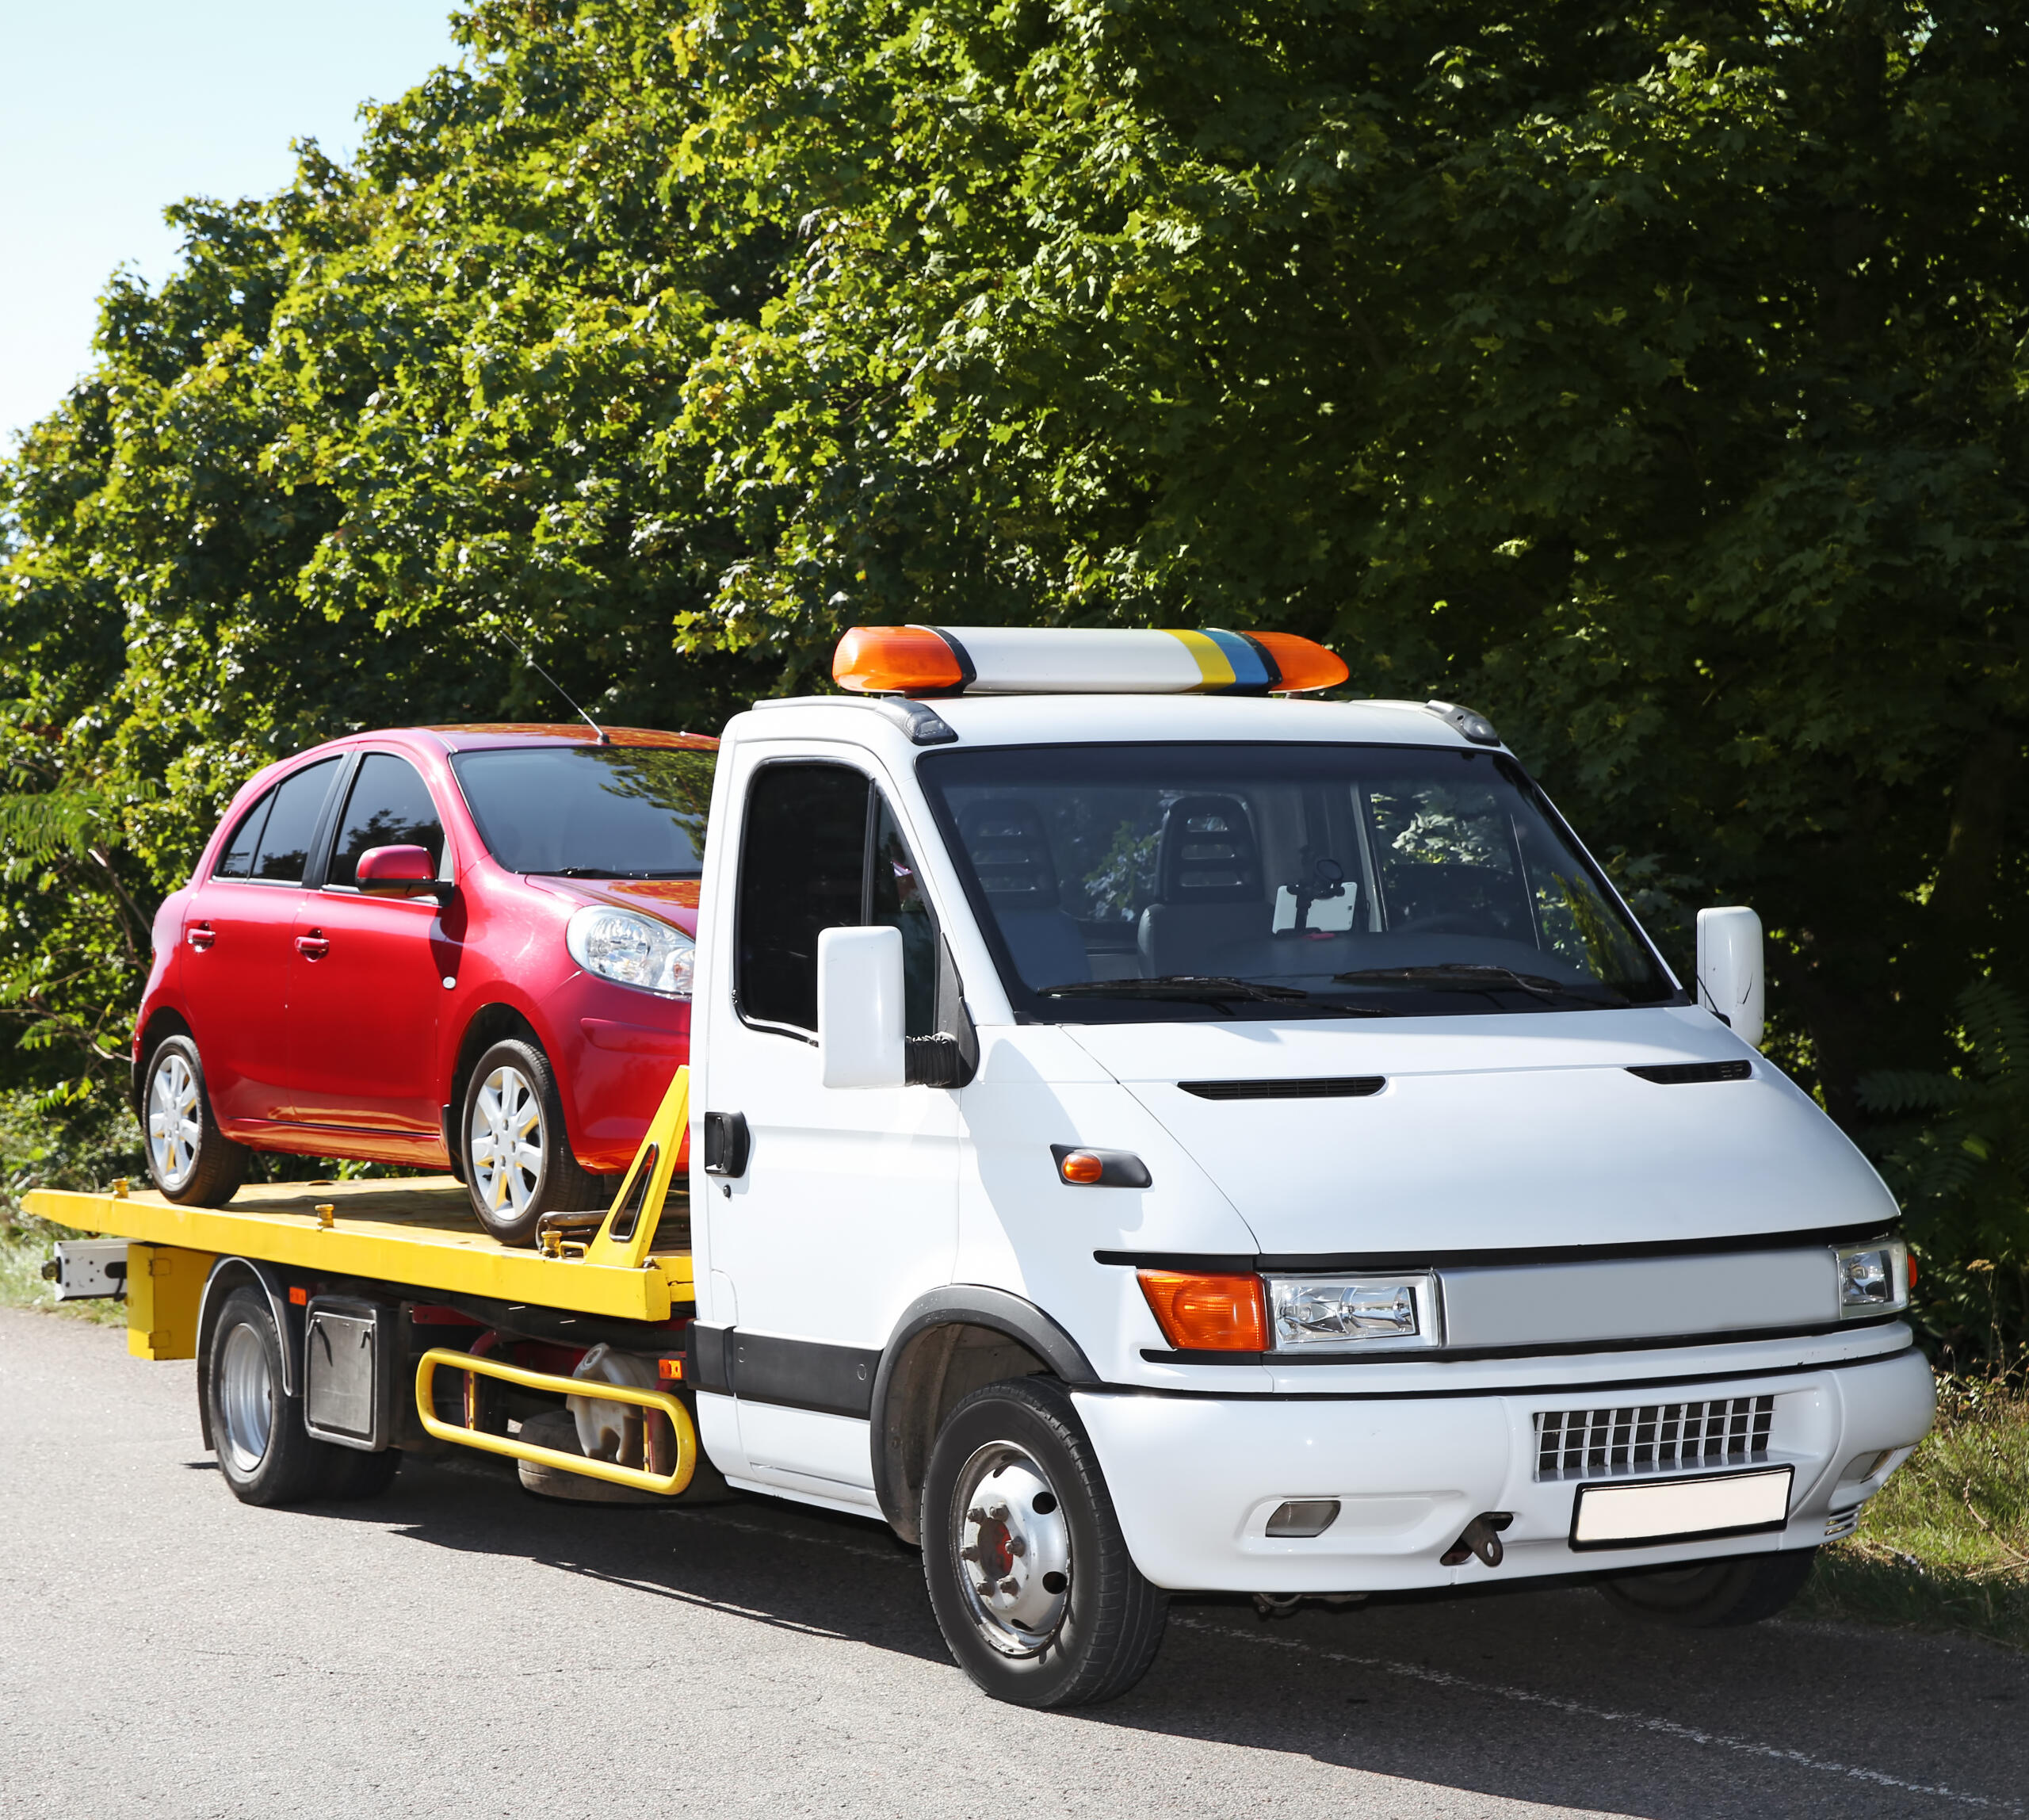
[39,625,1935,1708]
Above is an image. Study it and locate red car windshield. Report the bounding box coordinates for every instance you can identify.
[451,747,714,878]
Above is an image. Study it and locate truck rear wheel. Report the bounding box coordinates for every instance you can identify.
[1596,1547,1817,1628]
[143,1035,246,1206]
[921,1378,1167,1708]
[462,1038,605,1245]
[206,1288,399,1505]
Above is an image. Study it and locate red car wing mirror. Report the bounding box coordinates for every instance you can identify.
[357,844,440,897]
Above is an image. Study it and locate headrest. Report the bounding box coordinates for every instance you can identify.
[1159,794,1260,904]
[957,799,1060,905]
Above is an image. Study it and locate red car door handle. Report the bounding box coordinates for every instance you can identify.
[295,932,331,959]
[187,924,216,951]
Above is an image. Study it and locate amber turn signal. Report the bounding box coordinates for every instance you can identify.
[1058,1149,1106,1184]
[1137,1270,1267,1352]
[833,625,966,695]
[1252,631,1350,694]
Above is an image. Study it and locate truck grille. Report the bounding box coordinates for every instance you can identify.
[1533,1395,1775,1481]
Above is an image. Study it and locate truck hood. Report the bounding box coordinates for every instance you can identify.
[1066,1009,1896,1256]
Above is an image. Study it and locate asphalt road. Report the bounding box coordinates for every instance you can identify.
[3,1307,2023,1820]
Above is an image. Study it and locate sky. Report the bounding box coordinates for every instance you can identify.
[1,0,463,445]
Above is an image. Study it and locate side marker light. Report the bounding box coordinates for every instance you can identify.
[1052,1145,1152,1187]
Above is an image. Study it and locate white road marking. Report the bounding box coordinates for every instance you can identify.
[1171,1615,2022,1813]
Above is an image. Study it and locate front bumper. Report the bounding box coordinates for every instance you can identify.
[1073,1344,1935,1593]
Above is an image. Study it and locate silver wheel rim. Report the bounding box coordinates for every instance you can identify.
[147,1050,201,1191]
[951,1442,1072,1658]
[218,1321,273,1474]
[469,1063,544,1221]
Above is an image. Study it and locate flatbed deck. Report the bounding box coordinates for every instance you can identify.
[25,1176,694,1323]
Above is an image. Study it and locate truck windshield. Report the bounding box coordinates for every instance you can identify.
[451,747,713,878]
[919,742,1678,1020]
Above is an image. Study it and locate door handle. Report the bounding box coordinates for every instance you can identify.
[186,923,216,951]
[702,1111,750,1178]
[294,931,331,960]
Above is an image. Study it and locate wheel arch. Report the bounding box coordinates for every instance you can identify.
[445,1002,544,1176]
[869,1287,1099,1543]
[131,1006,194,1120]
[195,1256,303,1447]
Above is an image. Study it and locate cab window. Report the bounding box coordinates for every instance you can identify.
[328,754,445,889]
[735,763,936,1036]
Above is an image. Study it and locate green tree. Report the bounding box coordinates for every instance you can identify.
[2,0,2025,1171]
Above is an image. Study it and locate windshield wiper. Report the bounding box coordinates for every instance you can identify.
[547,867,695,880]
[1037,975,1314,1005]
[1332,963,1629,1007]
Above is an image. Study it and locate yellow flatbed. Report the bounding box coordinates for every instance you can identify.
[24,1174,694,1323]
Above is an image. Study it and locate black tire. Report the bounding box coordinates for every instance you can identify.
[922,1378,1167,1709]
[460,1038,606,1245]
[1596,1547,1817,1628]
[141,1034,247,1206]
[204,1288,332,1506]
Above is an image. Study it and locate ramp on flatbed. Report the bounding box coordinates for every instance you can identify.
[25,1176,693,1323]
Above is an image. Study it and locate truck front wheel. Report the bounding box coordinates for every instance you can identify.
[921,1378,1167,1708]
[1596,1547,1817,1628]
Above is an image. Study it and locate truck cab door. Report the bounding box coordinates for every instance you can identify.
[700,753,957,1503]
[178,755,344,1130]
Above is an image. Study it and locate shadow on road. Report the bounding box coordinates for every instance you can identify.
[286,1451,2029,1819]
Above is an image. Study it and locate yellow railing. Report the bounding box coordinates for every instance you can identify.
[415,1348,697,1496]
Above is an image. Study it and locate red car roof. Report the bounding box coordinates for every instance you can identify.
[420,724,720,752]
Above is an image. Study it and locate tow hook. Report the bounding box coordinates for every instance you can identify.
[1441,1511,1514,1568]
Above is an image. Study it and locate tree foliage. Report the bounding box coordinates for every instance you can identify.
[2,3,2025,1221]
[1863,981,2029,1370]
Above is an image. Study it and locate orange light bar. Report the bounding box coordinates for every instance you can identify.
[1251,632,1350,694]
[1137,1270,1267,1352]
[834,625,966,695]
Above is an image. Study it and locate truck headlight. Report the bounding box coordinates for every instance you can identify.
[567,906,694,998]
[1265,1274,1442,1351]
[1833,1237,1909,1317]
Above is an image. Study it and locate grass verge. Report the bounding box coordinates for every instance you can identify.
[1798,1375,2029,1652]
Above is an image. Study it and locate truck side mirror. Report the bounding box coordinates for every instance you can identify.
[818,925,907,1088]
[1695,907,1764,1050]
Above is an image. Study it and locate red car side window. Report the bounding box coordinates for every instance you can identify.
[328,754,445,889]
[214,790,273,879]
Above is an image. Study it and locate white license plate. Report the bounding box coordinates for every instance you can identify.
[1571,1465,1793,1548]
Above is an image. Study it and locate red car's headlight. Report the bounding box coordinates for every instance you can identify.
[566,906,694,998]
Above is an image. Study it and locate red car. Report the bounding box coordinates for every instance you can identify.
[131,724,715,1243]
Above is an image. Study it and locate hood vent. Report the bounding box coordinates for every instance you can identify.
[1626,1061,1752,1085]
[1179,1076,1385,1101]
